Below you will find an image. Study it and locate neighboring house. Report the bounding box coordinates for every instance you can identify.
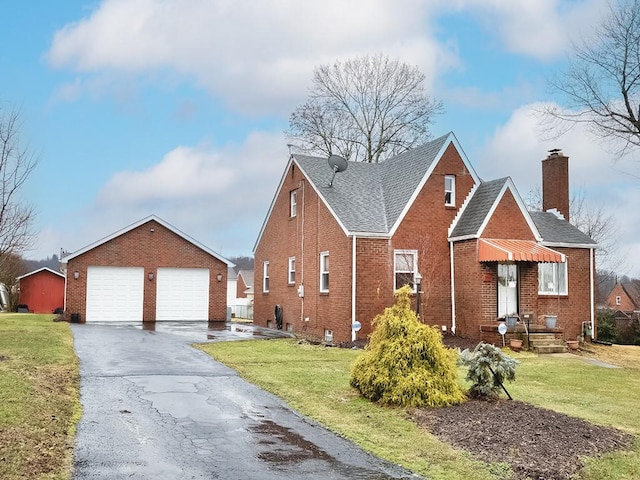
[227,267,238,316]
[604,280,640,319]
[62,215,234,323]
[232,270,254,319]
[253,132,597,344]
[17,267,65,313]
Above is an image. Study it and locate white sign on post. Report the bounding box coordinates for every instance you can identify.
[498,322,507,347]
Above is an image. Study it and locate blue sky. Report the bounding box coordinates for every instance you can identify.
[2,0,639,277]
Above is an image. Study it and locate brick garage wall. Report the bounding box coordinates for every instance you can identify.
[392,143,477,329]
[65,219,228,322]
[254,162,352,343]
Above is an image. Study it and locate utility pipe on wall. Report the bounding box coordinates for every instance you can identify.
[449,241,456,334]
[351,235,357,342]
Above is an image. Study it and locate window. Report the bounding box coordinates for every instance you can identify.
[394,250,418,292]
[538,262,567,295]
[616,295,621,306]
[445,175,455,206]
[290,190,297,218]
[263,261,270,293]
[288,257,296,284]
[324,329,333,342]
[320,251,329,292]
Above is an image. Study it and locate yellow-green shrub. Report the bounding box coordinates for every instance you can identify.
[350,286,465,407]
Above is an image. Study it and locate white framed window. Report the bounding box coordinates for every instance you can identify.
[616,295,621,306]
[290,190,297,218]
[538,262,568,295]
[394,249,418,292]
[445,175,455,207]
[263,261,270,293]
[288,257,296,284]
[320,251,329,292]
[324,329,333,343]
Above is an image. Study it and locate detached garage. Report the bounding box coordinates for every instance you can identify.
[62,215,233,323]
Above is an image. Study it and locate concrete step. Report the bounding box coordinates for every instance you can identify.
[533,345,566,354]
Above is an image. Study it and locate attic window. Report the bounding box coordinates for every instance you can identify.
[616,295,621,306]
[445,175,455,206]
[290,190,297,218]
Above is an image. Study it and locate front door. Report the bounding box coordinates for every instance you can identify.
[497,263,518,317]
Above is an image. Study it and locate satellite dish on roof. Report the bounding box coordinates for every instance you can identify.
[328,154,348,187]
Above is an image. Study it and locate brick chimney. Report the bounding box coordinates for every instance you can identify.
[542,149,569,222]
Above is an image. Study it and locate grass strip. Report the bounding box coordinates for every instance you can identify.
[0,314,81,480]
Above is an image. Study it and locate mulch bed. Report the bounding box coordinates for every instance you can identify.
[409,399,634,479]
[338,333,636,479]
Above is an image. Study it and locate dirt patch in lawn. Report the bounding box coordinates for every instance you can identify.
[409,399,635,480]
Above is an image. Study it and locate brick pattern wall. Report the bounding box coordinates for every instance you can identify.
[542,154,570,221]
[236,275,248,298]
[254,161,352,342]
[391,143,477,329]
[65,219,228,322]
[605,284,635,312]
[482,189,535,240]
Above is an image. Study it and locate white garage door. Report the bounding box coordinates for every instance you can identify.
[86,266,144,322]
[156,268,210,321]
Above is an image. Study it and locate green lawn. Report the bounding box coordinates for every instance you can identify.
[198,339,640,480]
[0,314,81,480]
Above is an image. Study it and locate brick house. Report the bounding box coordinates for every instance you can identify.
[236,270,254,298]
[253,133,597,345]
[604,281,640,323]
[62,215,233,323]
[17,267,65,313]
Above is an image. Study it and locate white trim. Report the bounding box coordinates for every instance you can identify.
[538,262,568,295]
[17,267,65,280]
[288,256,296,285]
[394,249,418,292]
[540,241,598,249]
[389,133,481,237]
[319,251,329,293]
[445,175,456,207]
[61,215,233,267]
[450,241,456,334]
[263,261,270,293]
[352,235,357,342]
[290,189,297,218]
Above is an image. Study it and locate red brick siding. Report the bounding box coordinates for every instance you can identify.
[453,241,594,343]
[605,284,635,312]
[542,155,570,222]
[236,275,248,298]
[481,189,535,240]
[65,220,228,322]
[392,143,477,328]
[254,162,352,342]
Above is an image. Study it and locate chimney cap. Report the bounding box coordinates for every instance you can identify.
[547,148,563,157]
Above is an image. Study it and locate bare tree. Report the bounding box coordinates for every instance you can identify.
[545,0,640,155]
[0,107,37,261]
[0,252,26,311]
[287,54,442,163]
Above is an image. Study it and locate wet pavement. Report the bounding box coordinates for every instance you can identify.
[71,322,420,479]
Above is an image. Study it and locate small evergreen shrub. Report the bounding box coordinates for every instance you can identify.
[350,286,465,407]
[459,343,519,400]
[596,310,617,343]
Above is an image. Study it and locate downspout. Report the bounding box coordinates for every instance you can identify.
[590,247,595,338]
[449,240,456,334]
[300,179,305,324]
[351,235,357,341]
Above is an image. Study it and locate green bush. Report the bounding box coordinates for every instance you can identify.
[596,310,617,343]
[350,286,465,407]
[459,343,518,400]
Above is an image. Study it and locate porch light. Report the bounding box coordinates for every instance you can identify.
[216,273,223,282]
[73,271,80,280]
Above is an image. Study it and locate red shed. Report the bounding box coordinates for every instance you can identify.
[17,267,65,314]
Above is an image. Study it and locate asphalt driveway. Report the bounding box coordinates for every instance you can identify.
[71,322,419,479]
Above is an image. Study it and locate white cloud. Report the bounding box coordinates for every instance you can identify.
[46,0,451,115]
[36,130,289,259]
[477,102,640,277]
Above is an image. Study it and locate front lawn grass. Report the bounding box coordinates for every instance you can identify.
[0,314,81,480]
[199,339,640,480]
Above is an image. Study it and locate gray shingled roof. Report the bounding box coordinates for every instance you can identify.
[529,211,597,246]
[294,133,450,234]
[449,178,508,238]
